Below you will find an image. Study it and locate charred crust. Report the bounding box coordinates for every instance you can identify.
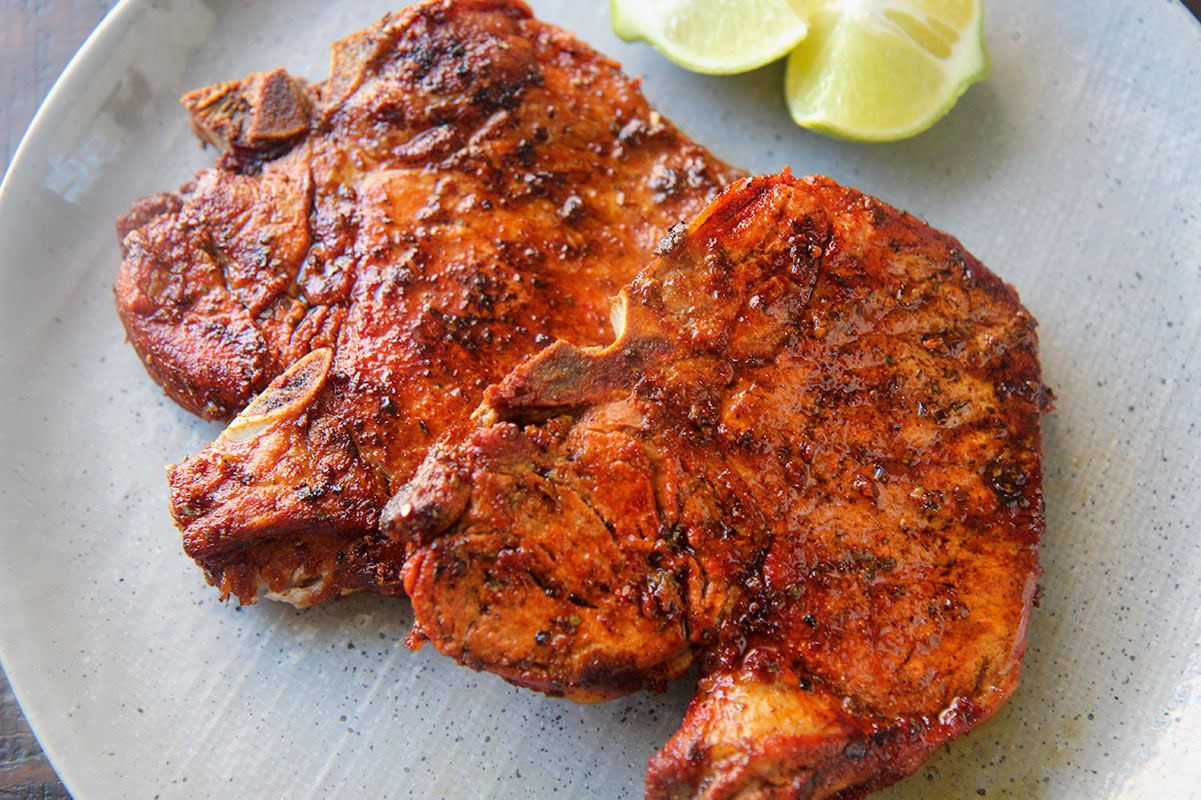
[183,67,311,172]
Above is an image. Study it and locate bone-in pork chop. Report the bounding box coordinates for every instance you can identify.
[115,0,741,604]
[386,172,1051,798]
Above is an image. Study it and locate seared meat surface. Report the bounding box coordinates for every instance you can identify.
[115,0,740,604]
[385,173,1050,798]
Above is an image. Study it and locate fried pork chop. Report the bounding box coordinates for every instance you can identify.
[385,173,1051,798]
[114,0,741,604]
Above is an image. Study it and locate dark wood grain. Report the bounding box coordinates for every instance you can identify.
[0,678,70,800]
[0,0,118,173]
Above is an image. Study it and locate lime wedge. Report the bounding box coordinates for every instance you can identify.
[784,0,989,141]
[611,0,809,75]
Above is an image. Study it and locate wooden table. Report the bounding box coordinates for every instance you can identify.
[3,1,1201,797]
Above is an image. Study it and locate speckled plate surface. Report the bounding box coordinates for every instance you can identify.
[1,1,1199,797]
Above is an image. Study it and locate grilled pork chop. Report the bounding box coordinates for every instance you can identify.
[386,173,1050,798]
[115,0,741,604]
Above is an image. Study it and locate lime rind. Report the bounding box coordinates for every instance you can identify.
[610,0,988,141]
[611,0,810,75]
[610,0,643,42]
[784,1,989,141]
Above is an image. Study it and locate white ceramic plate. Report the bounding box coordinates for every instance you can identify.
[2,1,1199,797]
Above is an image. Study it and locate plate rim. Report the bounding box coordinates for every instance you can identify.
[0,2,144,797]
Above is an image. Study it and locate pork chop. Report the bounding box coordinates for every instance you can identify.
[385,172,1051,797]
[115,0,741,603]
